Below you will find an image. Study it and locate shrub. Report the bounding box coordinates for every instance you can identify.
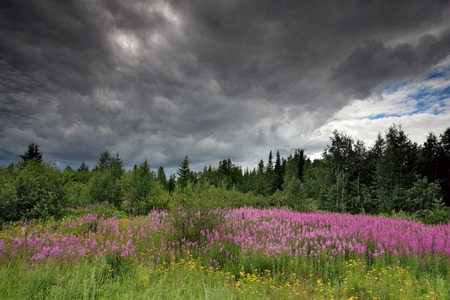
[14,160,66,221]
[63,181,89,207]
[420,198,450,225]
[88,171,122,208]
[0,169,19,224]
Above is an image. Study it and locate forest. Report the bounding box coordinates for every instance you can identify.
[2,124,450,299]
[1,124,449,225]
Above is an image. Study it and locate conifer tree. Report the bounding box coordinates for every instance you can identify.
[265,151,276,194]
[177,156,192,189]
[167,174,176,194]
[297,148,305,181]
[76,162,90,183]
[157,166,168,189]
[438,128,450,205]
[129,160,152,204]
[89,150,123,208]
[274,150,284,191]
[20,143,43,164]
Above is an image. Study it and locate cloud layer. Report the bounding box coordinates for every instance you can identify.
[1,0,450,171]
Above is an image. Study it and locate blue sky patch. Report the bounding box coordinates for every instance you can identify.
[365,113,402,120]
[363,67,450,120]
[426,66,450,80]
[382,81,410,94]
[408,84,450,115]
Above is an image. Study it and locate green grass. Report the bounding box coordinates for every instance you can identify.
[1,207,449,299]
[1,257,448,299]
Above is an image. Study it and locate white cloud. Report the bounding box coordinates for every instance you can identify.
[303,67,450,159]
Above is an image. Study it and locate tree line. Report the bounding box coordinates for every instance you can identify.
[1,124,449,224]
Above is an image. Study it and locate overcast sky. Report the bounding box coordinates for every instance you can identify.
[1,0,450,173]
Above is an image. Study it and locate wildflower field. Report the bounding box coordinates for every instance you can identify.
[1,207,449,299]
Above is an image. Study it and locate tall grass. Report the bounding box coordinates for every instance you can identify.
[1,257,448,299]
[1,207,450,299]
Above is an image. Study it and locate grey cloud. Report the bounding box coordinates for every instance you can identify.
[171,0,450,102]
[1,0,450,169]
[331,30,450,98]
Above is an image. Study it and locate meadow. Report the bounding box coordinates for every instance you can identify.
[1,206,449,299]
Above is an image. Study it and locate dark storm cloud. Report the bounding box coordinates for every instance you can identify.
[332,30,450,98]
[171,0,450,103]
[1,0,450,169]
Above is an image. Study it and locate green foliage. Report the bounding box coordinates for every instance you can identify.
[94,150,123,180]
[178,156,194,189]
[169,181,267,210]
[62,180,89,207]
[213,159,243,189]
[88,170,122,208]
[283,177,308,211]
[169,182,223,244]
[20,142,43,165]
[0,169,19,223]
[2,124,450,224]
[374,125,418,212]
[76,162,91,183]
[405,177,442,212]
[104,252,132,280]
[171,206,225,244]
[13,160,65,221]
[156,166,167,189]
[169,181,267,245]
[120,161,170,215]
[167,174,176,194]
[419,198,450,225]
[128,160,153,204]
[67,203,126,219]
[125,182,170,215]
[88,151,124,208]
[273,150,284,191]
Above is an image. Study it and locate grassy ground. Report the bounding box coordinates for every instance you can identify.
[0,257,448,299]
[1,207,449,299]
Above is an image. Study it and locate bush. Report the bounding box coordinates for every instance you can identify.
[88,171,122,208]
[420,198,450,225]
[171,206,225,244]
[0,169,19,224]
[11,160,65,221]
[63,181,89,207]
[125,182,170,215]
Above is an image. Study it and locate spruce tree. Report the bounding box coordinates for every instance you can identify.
[274,150,284,191]
[89,150,123,208]
[297,149,305,181]
[177,156,191,189]
[20,143,43,164]
[438,128,450,205]
[157,166,168,189]
[76,162,90,183]
[167,174,176,194]
[265,151,275,194]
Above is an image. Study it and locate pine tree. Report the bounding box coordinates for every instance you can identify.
[129,160,153,205]
[167,174,176,194]
[265,151,275,194]
[20,143,43,164]
[255,159,266,195]
[438,128,450,205]
[374,125,418,212]
[157,166,168,189]
[95,150,123,180]
[274,150,284,191]
[89,150,123,208]
[177,156,191,189]
[297,149,305,181]
[76,162,90,183]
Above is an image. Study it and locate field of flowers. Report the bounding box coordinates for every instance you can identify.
[1,207,450,299]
